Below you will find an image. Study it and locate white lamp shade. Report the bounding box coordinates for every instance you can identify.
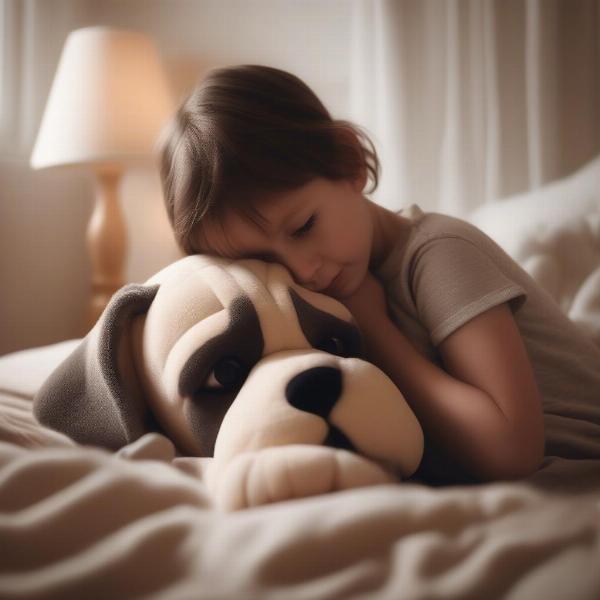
[31,27,174,169]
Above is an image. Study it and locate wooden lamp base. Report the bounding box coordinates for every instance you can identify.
[85,166,127,330]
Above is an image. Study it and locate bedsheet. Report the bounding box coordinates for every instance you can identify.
[2,154,600,598]
[1,345,600,600]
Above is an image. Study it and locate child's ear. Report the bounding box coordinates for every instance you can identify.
[349,150,368,193]
[352,164,368,193]
[337,125,368,193]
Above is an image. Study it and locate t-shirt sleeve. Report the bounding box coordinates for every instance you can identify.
[410,236,527,346]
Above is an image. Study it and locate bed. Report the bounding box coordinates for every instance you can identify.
[1,157,600,599]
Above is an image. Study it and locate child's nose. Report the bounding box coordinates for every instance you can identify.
[287,253,321,287]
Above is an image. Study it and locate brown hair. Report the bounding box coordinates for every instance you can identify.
[159,64,379,254]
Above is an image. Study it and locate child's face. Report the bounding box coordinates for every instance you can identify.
[199,177,374,299]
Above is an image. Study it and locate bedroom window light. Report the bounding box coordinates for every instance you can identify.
[0,2,6,119]
[0,1,13,146]
[0,0,24,159]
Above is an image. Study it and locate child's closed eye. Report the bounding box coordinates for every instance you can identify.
[292,214,317,238]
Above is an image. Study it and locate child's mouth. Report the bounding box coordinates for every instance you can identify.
[323,270,343,293]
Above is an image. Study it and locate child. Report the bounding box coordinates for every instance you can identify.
[159,65,600,485]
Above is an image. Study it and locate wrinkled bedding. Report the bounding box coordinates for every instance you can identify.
[2,157,600,599]
[1,342,600,600]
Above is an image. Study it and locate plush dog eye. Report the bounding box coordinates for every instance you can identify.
[203,357,247,392]
[316,336,347,357]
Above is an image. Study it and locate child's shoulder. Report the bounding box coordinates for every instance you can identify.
[396,203,488,249]
[376,202,513,287]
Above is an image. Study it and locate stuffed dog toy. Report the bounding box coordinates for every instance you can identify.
[34,255,424,510]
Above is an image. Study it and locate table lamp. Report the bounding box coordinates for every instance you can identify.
[30,26,174,328]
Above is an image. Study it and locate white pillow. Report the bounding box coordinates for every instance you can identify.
[468,155,600,346]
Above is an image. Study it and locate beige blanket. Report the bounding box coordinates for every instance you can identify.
[1,342,600,599]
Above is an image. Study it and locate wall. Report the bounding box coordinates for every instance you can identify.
[0,0,354,354]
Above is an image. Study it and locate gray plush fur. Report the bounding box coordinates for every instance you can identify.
[33,284,160,450]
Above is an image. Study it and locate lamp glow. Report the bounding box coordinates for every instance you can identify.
[31,27,174,327]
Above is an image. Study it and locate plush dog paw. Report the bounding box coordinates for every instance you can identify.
[207,444,398,511]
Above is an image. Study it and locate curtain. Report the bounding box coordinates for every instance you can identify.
[0,0,95,160]
[350,0,600,216]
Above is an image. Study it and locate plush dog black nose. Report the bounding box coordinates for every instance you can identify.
[285,366,342,419]
[285,366,355,452]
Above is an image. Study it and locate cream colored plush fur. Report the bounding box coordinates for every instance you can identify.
[34,255,424,510]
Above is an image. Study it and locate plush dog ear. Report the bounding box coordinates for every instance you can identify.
[34,283,160,450]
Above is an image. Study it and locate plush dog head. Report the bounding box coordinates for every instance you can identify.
[34,255,423,480]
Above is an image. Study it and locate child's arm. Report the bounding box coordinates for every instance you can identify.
[342,272,545,482]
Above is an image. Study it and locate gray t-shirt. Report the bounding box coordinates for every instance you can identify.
[375,204,600,472]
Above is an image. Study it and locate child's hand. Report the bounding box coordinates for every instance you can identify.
[340,271,390,331]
